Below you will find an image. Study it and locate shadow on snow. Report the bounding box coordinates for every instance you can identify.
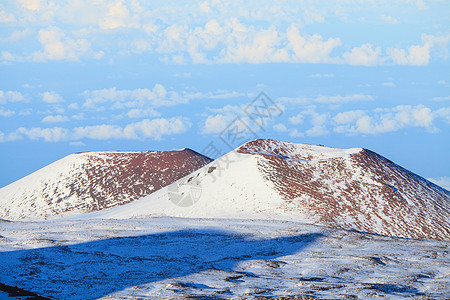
[0,229,322,299]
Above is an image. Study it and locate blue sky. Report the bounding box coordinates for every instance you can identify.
[1,0,449,189]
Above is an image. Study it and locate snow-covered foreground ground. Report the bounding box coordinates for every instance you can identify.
[0,217,448,299]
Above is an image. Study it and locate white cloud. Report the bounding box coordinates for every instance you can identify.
[72,124,124,140]
[41,91,63,103]
[277,96,310,105]
[289,114,303,125]
[19,109,32,116]
[17,0,42,11]
[99,1,130,30]
[315,94,374,104]
[33,27,103,62]
[306,125,329,137]
[207,90,250,99]
[0,131,22,143]
[432,96,450,101]
[0,10,15,22]
[382,82,396,87]
[42,114,69,123]
[202,114,234,134]
[289,129,304,137]
[423,34,450,59]
[82,84,185,110]
[71,113,85,121]
[0,90,27,104]
[387,44,430,66]
[126,108,161,118]
[435,107,450,124]
[273,123,288,132]
[16,127,69,142]
[279,94,373,105]
[124,117,190,140]
[427,176,450,191]
[287,25,341,63]
[208,104,243,114]
[333,105,438,135]
[1,29,32,43]
[1,117,189,143]
[0,108,15,117]
[308,73,334,78]
[3,2,449,66]
[343,44,383,66]
[0,51,19,62]
[68,103,79,110]
[333,110,366,125]
[381,15,399,24]
[199,1,211,13]
[72,117,190,141]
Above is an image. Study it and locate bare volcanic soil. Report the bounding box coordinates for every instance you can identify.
[238,139,450,240]
[0,149,212,220]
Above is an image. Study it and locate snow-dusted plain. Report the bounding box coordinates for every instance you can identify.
[0,217,448,299]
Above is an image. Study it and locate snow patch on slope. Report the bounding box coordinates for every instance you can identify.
[84,150,290,221]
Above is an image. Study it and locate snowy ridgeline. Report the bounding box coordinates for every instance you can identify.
[0,217,448,299]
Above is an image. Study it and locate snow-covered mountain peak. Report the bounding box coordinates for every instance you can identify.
[0,149,212,221]
[93,139,449,240]
[238,139,362,161]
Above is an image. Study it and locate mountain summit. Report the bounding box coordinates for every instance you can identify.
[0,149,212,220]
[96,139,449,240]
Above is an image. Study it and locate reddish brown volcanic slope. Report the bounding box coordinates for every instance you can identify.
[238,139,450,240]
[0,149,212,220]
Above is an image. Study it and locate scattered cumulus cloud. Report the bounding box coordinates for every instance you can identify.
[289,114,303,125]
[0,10,15,22]
[343,44,382,66]
[1,2,448,66]
[432,96,450,101]
[0,108,15,117]
[279,94,374,105]
[32,26,104,62]
[276,103,448,138]
[306,125,329,137]
[308,73,334,78]
[0,90,27,104]
[73,117,190,141]
[381,15,399,24]
[387,44,430,66]
[41,91,63,103]
[126,108,161,119]
[16,127,70,142]
[333,105,437,135]
[289,129,304,138]
[435,107,450,124]
[315,94,374,104]
[82,84,185,110]
[1,117,190,143]
[17,0,42,11]
[273,123,288,132]
[99,1,130,30]
[202,114,235,134]
[42,114,69,123]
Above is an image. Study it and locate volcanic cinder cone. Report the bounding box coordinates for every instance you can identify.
[96,139,449,240]
[0,149,212,220]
